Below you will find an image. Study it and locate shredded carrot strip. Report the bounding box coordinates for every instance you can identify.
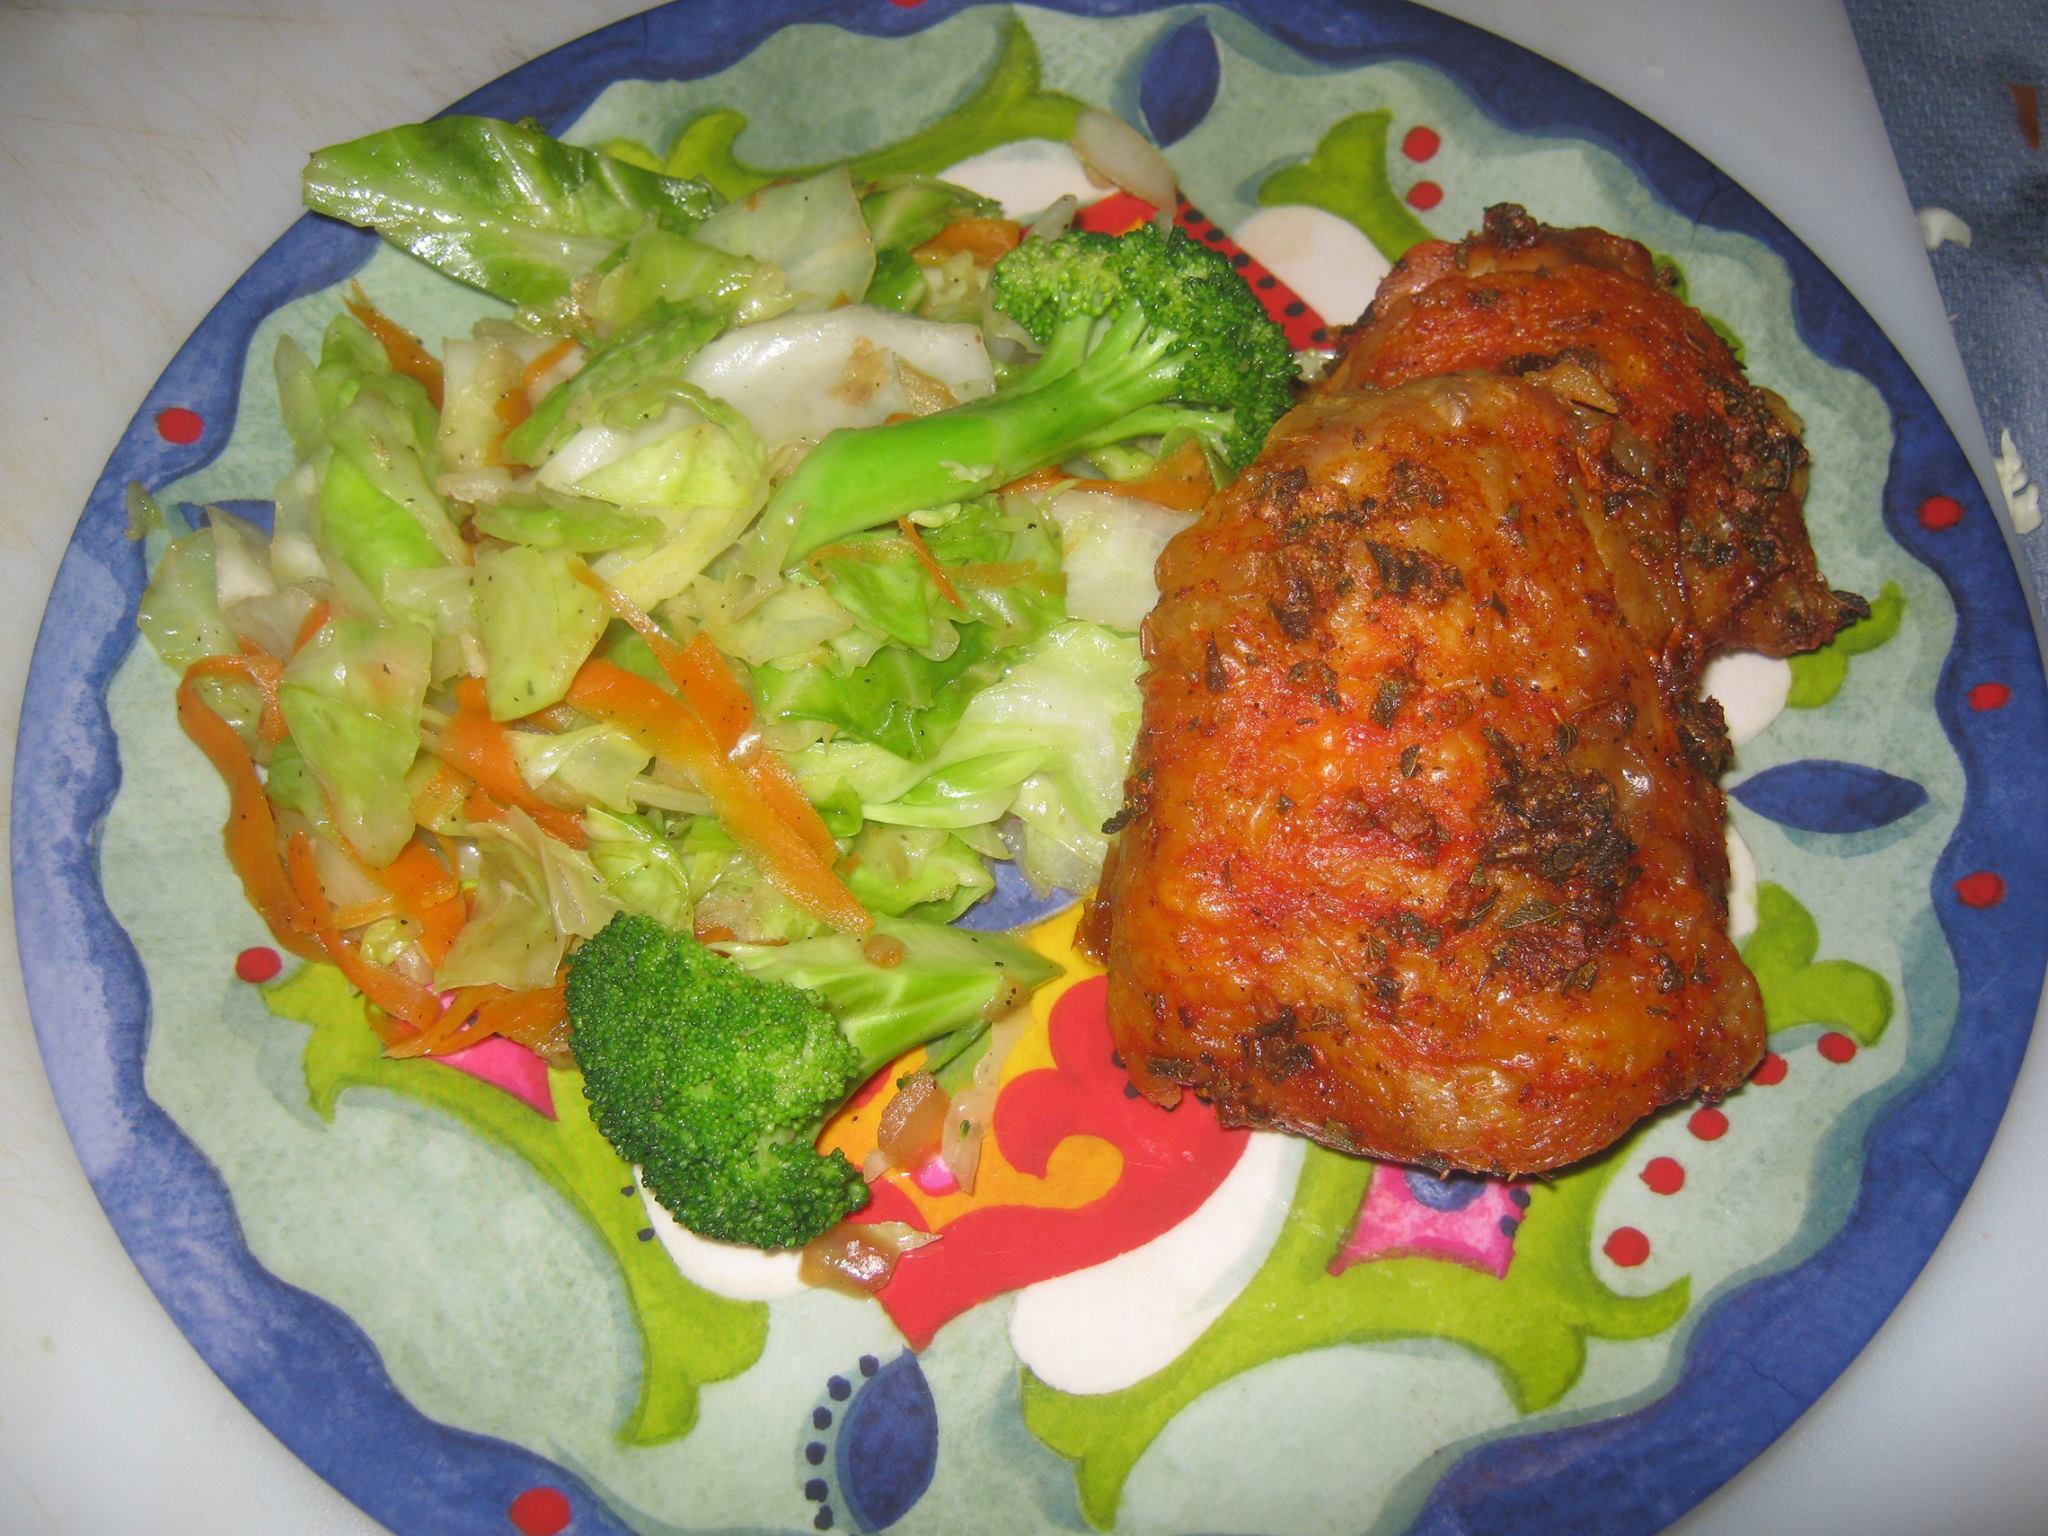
[385,982,501,1060]
[410,761,469,828]
[895,517,968,611]
[186,644,288,744]
[293,600,331,655]
[284,830,443,1030]
[1001,439,1215,512]
[344,283,444,411]
[570,566,838,862]
[1086,438,1217,511]
[522,336,578,394]
[386,975,568,1060]
[568,660,869,933]
[492,385,532,433]
[176,669,322,960]
[913,216,1023,264]
[474,980,568,1050]
[356,838,465,964]
[436,679,588,848]
[999,466,1069,497]
[330,894,402,930]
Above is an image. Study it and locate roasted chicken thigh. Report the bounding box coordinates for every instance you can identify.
[1324,204,1865,686]
[1084,374,1770,1172]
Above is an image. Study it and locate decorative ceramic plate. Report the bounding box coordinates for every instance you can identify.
[16,3,2048,1534]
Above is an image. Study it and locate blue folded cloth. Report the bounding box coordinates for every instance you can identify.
[1844,0,2046,615]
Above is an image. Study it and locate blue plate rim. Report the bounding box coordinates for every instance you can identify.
[12,2,2046,1533]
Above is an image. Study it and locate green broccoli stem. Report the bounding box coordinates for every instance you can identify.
[772,306,1198,563]
[726,919,1052,1089]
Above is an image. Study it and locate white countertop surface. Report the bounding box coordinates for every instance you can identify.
[2,2,2042,1532]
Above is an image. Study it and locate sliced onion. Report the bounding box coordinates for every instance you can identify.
[797,1221,940,1297]
[877,1070,949,1169]
[1071,109,1177,215]
[939,1005,1032,1193]
[1024,193,1081,245]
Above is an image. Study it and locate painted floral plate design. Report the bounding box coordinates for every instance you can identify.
[15,4,2048,1535]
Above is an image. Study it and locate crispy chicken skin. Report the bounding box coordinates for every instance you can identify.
[1083,376,1767,1174]
[1323,205,1865,685]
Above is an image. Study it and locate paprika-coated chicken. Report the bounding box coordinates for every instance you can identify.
[1324,205,1865,686]
[1083,208,1862,1174]
[1084,375,1771,1174]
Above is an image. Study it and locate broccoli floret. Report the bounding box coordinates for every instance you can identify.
[765,221,1298,563]
[566,911,1057,1250]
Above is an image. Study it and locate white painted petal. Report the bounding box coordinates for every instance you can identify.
[1726,825,1759,943]
[1008,1131,1305,1395]
[1231,205,1390,330]
[644,1190,807,1300]
[940,141,1107,220]
[1704,649,1792,746]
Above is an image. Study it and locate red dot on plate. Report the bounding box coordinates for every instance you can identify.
[1817,1031,1858,1064]
[1750,1051,1788,1086]
[234,946,282,984]
[1967,682,2011,712]
[1955,870,2006,908]
[1405,180,1444,210]
[1640,1156,1686,1195]
[508,1487,571,1536]
[1688,1106,1729,1141]
[1402,125,1441,161]
[1603,1226,1651,1266]
[1917,494,1964,530]
[155,407,204,445]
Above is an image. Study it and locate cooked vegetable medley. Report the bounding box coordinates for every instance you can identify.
[137,112,1296,1247]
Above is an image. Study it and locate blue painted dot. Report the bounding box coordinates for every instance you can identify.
[813,1406,833,1431]
[806,1441,826,1466]
[858,1355,879,1378]
[805,1479,828,1502]
[827,1375,851,1402]
[836,1352,939,1533]
[1499,1215,1520,1238]
[1405,1168,1487,1211]
[636,1227,655,1242]
[1507,1187,1532,1209]
[814,1507,834,1531]
[1138,19,1221,148]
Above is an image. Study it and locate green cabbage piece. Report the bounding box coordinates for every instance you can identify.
[279,313,459,606]
[278,616,433,867]
[503,302,726,470]
[473,545,609,720]
[797,621,1140,894]
[842,826,994,921]
[760,500,1064,757]
[695,166,874,313]
[583,808,693,930]
[136,524,235,671]
[472,493,665,553]
[302,115,718,311]
[436,807,620,990]
[510,725,651,814]
[584,226,792,339]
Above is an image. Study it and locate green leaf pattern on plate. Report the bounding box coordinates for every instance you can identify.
[267,963,768,1445]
